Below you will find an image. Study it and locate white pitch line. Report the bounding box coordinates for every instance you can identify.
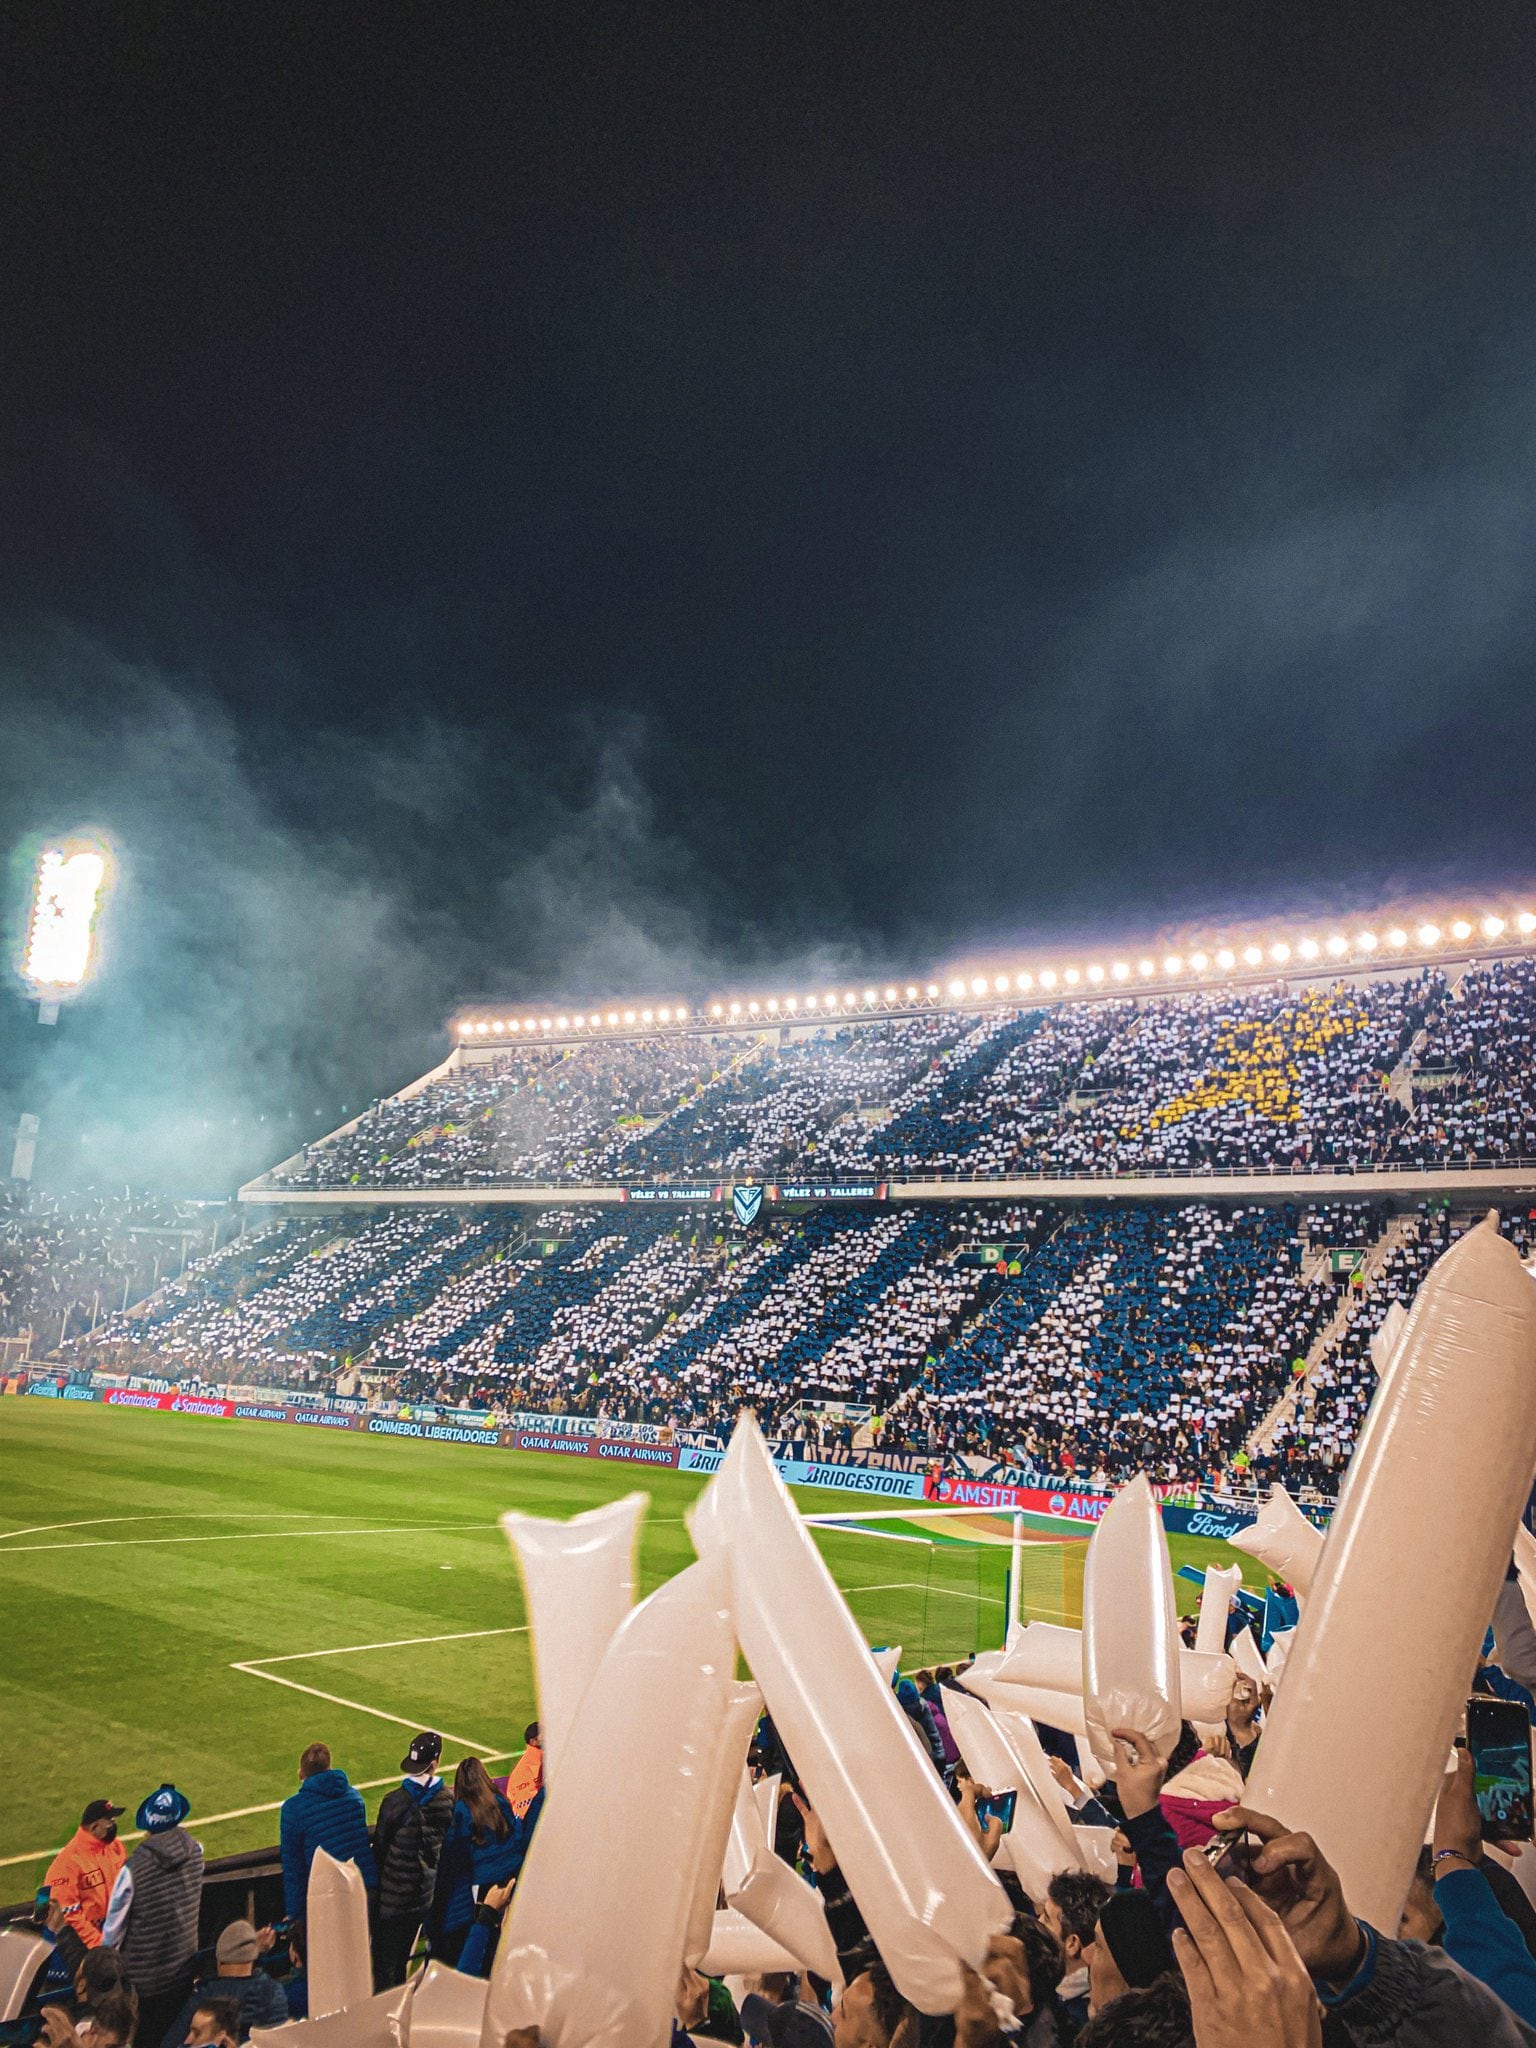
[249,1625,528,1665]
[230,1662,501,1755]
[0,1521,494,1554]
[0,1512,324,1541]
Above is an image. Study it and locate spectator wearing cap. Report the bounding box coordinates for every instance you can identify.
[100,1785,204,2048]
[372,1734,453,1989]
[158,1923,288,2048]
[278,1743,377,1920]
[44,1801,127,1950]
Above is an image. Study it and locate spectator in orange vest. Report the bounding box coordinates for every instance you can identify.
[44,1801,127,1950]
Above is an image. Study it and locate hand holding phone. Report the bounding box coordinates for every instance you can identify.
[1466,1695,1534,1843]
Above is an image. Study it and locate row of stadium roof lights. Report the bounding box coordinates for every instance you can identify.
[456,912,1536,1039]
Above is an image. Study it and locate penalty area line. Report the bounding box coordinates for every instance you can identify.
[228,1621,531,1758]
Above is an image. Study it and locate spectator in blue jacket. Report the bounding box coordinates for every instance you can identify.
[279,1744,377,1920]
[431,1757,542,1965]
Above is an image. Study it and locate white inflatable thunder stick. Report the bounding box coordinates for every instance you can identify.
[1514,1522,1536,1635]
[409,1963,490,2048]
[500,1490,646,1778]
[1370,1300,1408,1377]
[690,1414,1009,2014]
[305,1848,373,2020]
[700,1910,802,1977]
[1248,1217,1536,1932]
[941,1687,1075,1901]
[961,1665,1089,1737]
[1082,1476,1183,1766]
[1231,1486,1322,1600]
[986,1704,1083,1861]
[685,1682,764,1967]
[1195,1565,1245,1658]
[1228,1625,1268,1689]
[999,1622,1235,1721]
[727,1780,841,1982]
[481,1554,734,2048]
[249,1983,413,2048]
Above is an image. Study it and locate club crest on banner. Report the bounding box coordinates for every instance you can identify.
[733,1184,764,1226]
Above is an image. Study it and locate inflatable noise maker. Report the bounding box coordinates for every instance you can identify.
[1248,1213,1536,1931]
[490,1413,1016,2046]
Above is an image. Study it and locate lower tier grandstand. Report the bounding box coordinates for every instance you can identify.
[47,1191,1536,1499]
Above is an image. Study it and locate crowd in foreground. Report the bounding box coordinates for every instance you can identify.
[16,1573,1536,2048]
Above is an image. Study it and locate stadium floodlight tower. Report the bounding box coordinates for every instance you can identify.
[11,837,112,1181]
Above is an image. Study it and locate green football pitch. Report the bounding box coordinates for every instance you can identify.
[0,1401,1255,1897]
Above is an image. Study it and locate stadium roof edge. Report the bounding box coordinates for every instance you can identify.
[446,908,1536,1046]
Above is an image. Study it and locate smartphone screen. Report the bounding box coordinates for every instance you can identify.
[1467,1695,1534,1841]
[978,1790,1019,1832]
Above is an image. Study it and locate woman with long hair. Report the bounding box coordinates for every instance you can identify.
[430,1755,543,1968]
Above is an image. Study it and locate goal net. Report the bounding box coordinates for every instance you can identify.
[803,1505,1087,1666]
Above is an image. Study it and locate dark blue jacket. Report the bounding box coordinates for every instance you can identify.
[436,1790,543,1932]
[279,1769,378,1918]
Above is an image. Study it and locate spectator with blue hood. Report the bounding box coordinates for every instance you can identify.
[279,1743,378,1918]
[101,1785,204,2048]
[372,1733,453,1988]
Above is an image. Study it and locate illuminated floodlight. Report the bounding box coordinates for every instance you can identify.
[1269,943,1290,965]
[1297,938,1319,960]
[1215,949,1234,971]
[658,1006,671,1022]
[970,977,988,996]
[766,998,778,1013]
[1325,935,1347,957]
[540,1017,552,1031]
[1188,952,1208,972]
[492,1019,505,1033]
[885,986,898,1002]
[677,1004,689,1020]
[863,988,877,1004]
[1064,966,1081,985]
[1087,963,1105,983]
[1138,958,1156,978]
[556,1014,569,1029]
[1163,955,1183,976]
[729,1001,742,1016]
[905,985,917,1000]
[1482,916,1505,939]
[1386,929,1408,950]
[1039,968,1057,988]
[1356,932,1377,952]
[747,1001,759,1016]
[1519,912,1536,936]
[1112,961,1130,981]
[1418,923,1440,946]
[785,997,797,1012]
[948,979,965,998]
[845,990,859,1007]
[805,995,818,1010]
[926,983,940,998]
[23,841,110,994]
[1243,945,1263,967]
[1017,971,1034,991]
[1450,918,1472,942]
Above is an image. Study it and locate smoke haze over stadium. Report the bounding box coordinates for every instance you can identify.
[2,4,1536,1189]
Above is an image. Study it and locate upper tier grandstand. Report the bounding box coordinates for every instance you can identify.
[250,949,1536,1194]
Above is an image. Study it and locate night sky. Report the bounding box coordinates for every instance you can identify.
[3,4,1535,1190]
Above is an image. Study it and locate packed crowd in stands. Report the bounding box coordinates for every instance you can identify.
[250,958,1536,1195]
[17,1578,1536,2048]
[54,1186,1533,1496]
[0,1190,227,1357]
